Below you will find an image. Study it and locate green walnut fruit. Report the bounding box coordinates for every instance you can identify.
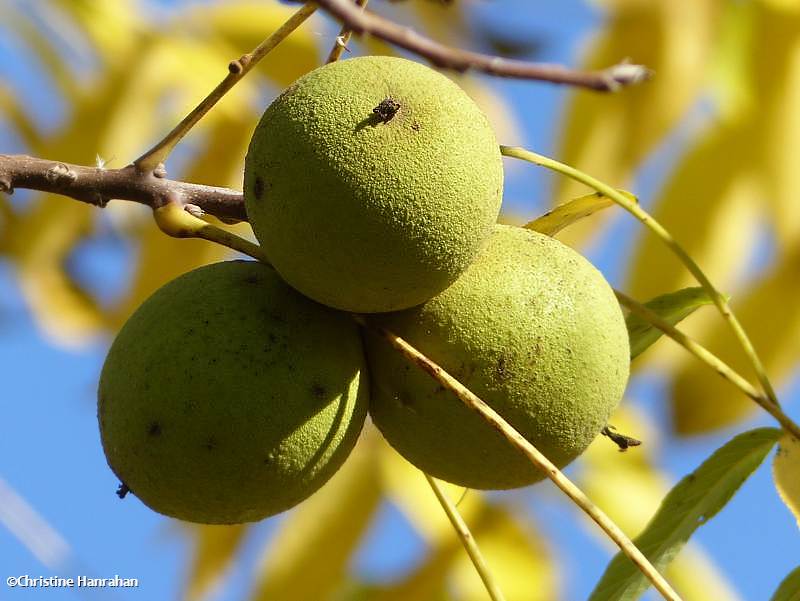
[244,55,503,313]
[98,260,368,524]
[365,225,630,489]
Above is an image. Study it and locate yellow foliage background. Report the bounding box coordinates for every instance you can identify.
[0,1,798,600]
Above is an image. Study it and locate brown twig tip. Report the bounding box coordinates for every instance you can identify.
[313,0,652,91]
[603,62,654,91]
[601,425,642,452]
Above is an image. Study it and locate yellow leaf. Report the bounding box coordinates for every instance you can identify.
[554,0,719,248]
[377,436,481,542]
[372,502,556,601]
[250,432,383,601]
[672,246,800,433]
[183,524,249,601]
[773,433,800,529]
[376,437,557,601]
[5,195,103,347]
[750,6,800,247]
[49,0,140,61]
[0,85,42,152]
[524,191,630,237]
[6,7,83,102]
[181,2,320,88]
[450,505,558,601]
[626,124,760,303]
[407,1,470,45]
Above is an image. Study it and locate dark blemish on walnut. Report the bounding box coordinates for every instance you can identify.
[253,176,264,201]
[204,437,218,451]
[311,383,326,399]
[411,120,420,131]
[244,274,260,284]
[147,421,162,437]
[373,98,400,123]
[495,356,507,381]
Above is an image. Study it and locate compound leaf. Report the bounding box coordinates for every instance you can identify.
[589,427,781,601]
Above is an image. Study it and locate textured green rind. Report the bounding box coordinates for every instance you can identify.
[365,225,630,489]
[244,55,503,313]
[98,261,368,524]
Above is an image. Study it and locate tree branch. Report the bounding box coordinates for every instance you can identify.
[0,154,247,223]
[313,0,652,90]
[133,2,318,173]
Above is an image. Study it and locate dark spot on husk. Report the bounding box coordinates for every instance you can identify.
[204,437,218,451]
[311,383,326,399]
[147,421,162,437]
[495,356,508,381]
[253,177,264,200]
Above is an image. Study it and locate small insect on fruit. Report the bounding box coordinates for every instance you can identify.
[372,97,400,123]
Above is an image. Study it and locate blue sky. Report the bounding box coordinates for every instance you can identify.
[1,2,799,600]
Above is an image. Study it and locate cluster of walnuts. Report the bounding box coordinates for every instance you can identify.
[98,56,630,525]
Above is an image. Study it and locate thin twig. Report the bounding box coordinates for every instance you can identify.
[354,316,681,601]
[500,145,781,410]
[0,154,246,222]
[314,0,651,90]
[424,473,507,601]
[326,0,369,63]
[615,289,800,441]
[133,2,318,173]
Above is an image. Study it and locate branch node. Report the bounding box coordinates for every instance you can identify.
[335,35,351,53]
[0,177,13,194]
[604,61,653,92]
[228,59,244,75]
[153,163,167,179]
[184,203,205,218]
[45,162,77,184]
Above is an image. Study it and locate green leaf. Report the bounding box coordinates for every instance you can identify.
[625,287,718,360]
[771,567,800,601]
[524,192,617,237]
[589,427,781,601]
